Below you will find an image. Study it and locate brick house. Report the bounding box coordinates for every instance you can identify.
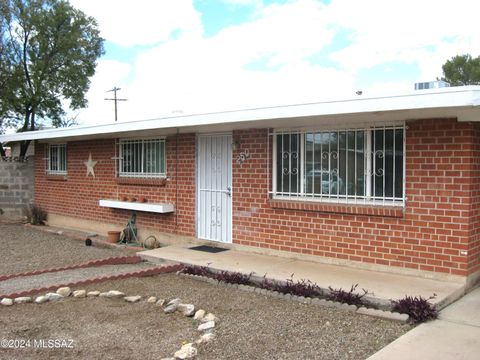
[2,86,480,287]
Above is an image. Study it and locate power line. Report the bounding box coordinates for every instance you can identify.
[104,87,127,122]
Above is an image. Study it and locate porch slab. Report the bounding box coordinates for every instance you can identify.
[139,244,465,307]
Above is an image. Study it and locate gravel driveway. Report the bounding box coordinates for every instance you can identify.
[0,223,125,275]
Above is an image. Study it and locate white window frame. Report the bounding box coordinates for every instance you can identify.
[118,137,166,178]
[271,123,406,206]
[46,143,67,175]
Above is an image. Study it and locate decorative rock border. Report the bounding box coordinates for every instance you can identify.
[177,272,409,323]
[1,282,216,360]
[0,264,183,299]
[0,255,142,282]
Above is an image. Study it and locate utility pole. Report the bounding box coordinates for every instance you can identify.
[104,87,127,122]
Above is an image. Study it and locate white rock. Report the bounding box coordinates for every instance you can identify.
[163,298,180,313]
[87,291,100,297]
[46,293,63,301]
[56,287,71,297]
[201,313,218,323]
[100,290,124,298]
[163,304,177,313]
[147,296,157,304]
[1,298,13,306]
[198,321,215,331]
[195,332,215,345]
[173,343,197,359]
[178,303,195,316]
[193,309,206,320]
[35,295,48,304]
[107,290,125,298]
[166,298,181,307]
[73,290,86,298]
[14,297,32,304]
[156,298,166,306]
[124,295,142,303]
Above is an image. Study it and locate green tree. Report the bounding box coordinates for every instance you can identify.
[0,0,104,157]
[441,54,480,86]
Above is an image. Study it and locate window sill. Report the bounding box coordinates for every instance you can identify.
[115,177,167,186]
[45,174,68,181]
[269,199,404,218]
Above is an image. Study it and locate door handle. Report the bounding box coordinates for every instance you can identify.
[226,186,232,197]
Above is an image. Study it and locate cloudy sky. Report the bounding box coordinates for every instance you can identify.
[68,0,479,126]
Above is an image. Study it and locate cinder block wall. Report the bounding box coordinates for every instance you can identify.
[0,159,34,218]
[232,119,480,278]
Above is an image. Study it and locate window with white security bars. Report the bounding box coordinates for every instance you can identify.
[272,124,405,205]
[47,144,67,175]
[119,138,166,178]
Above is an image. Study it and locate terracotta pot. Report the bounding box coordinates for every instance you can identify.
[107,231,121,243]
[120,196,127,201]
[128,196,136,202]
[138,196,147,203]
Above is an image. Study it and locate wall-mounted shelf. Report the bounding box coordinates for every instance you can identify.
[99,199,174,213]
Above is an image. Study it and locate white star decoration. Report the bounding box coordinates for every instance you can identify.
[84,152,98,177]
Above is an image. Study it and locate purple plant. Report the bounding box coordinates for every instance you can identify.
[181,265,252,285]
[182,264,211,277]
[27,203,47,225]
[259,274,323,298]
[215,270,252,285]
[326,284,370,306]
[391,294,438,324]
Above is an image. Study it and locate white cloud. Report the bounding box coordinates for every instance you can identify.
[72,0,480,126]
[327,0,479,74]
[220,0,263,6]
[69,0,202,46]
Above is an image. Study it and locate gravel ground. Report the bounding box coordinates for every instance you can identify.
[0,223,412,359]
[0,223,127,276]
[0,262,155,295]
[0,274,412,360]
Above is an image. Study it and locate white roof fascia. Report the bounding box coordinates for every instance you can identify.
[1,86,479,143]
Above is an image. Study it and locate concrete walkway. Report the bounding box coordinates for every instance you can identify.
[140,244,465,307]
[368,286,480,360]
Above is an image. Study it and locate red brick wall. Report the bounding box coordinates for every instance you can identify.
[34,119,480,277]
[468,124,480,275]
[232,119,480,277]
[35,134,196,237]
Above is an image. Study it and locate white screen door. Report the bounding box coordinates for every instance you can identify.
[197,134,232,243]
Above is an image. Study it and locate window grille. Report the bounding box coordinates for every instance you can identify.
[119,138,166,178]
[47,144,67,175]
[272,124,405,205]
